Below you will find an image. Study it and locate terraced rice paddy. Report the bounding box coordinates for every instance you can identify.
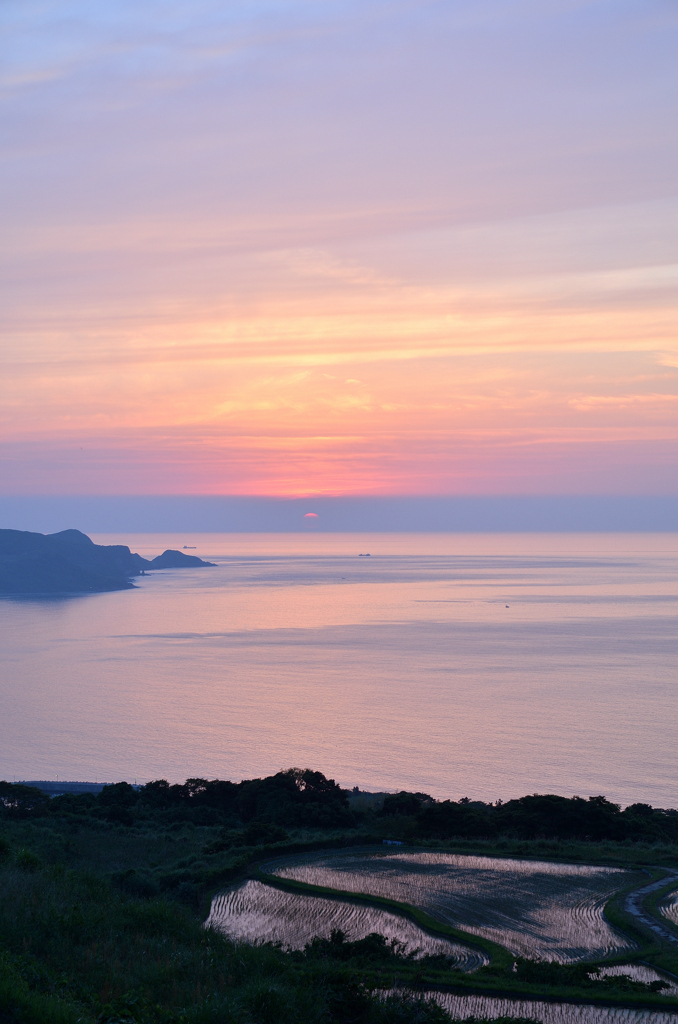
[205,880,485,968]
[595,965,678,996]
[269,850,639,962]
[659,892,678,927]
[427,992,678,1024]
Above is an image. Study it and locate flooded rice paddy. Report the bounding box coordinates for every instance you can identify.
[595,965,678,996]
[426,991,678,1024]
[205,880,486,968]
[207,861,678,1022]
[659,892,678,927]
[269,850,639,962]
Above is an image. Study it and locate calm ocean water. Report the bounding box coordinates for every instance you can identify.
[1,533,676,806]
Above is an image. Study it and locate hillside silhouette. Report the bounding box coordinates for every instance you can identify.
[0,528,215,595]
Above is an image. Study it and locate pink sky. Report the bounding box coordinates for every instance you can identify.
[1,1,677,496]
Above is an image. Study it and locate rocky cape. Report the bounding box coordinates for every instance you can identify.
[0,529,216,595]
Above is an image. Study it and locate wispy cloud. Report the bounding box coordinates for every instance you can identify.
[0,0,676,494]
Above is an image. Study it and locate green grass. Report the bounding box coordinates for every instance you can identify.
[0,857,459,1023]
[367,828,678,870]
[601,868,678,981]
[602,867,663,947]
[0,949,85,1024]
[643,877,678,936]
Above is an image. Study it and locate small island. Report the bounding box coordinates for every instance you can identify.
[0,528,216,595]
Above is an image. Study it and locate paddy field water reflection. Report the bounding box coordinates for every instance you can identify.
[0,532,676,805]
[269,850,637,963]
[660,893,678,927]
[205,879,485,968]
[427,991,678,1024]
[595,964,678,996]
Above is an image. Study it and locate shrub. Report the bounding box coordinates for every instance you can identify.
[15,848,41,872]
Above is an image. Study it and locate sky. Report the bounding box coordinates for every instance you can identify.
[1,0,677,498]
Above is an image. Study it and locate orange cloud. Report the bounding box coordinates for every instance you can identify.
[2,0,677,497]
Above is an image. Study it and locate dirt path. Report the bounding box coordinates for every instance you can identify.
[623,873,678,946]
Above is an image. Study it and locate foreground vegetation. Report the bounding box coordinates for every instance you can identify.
[4,770,678,843]
[1,770,678,1023]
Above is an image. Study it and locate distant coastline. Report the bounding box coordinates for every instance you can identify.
[0,527,215,595]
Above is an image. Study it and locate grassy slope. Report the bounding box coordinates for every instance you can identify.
[643,878,678,941]
[2,820,678,1022]
[0,858,456,1024]
[603,871,678,981]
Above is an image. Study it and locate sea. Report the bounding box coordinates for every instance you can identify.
[1,532,676,807]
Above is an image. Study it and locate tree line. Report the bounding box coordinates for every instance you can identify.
[1,770,677,842]
[384,790,678,842]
